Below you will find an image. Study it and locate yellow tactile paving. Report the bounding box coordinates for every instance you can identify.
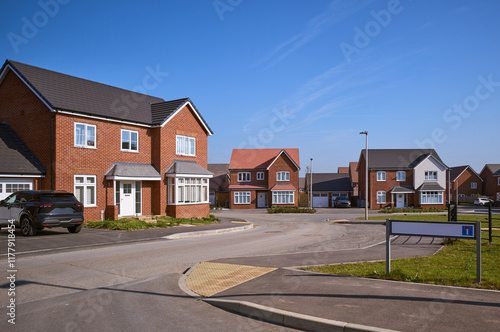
[186,262,276,297]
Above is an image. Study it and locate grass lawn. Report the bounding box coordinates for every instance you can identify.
[84,215,220,231]
[303,214,500,290]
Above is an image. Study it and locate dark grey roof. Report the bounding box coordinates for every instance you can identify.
[104,162,161,178]
[0,122,46,175]
[210,173,229,192]
[486,164,500,176]
[208,164,229,173]
[165,160,213,176]
[299,177,305,190]
[448,165,468,181]
[360,149,445,170]
[417,182,445,191]
[306,173,353,192]
[389,185,415,194]
[3,61,213,133]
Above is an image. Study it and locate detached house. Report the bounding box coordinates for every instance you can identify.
[0,60,213,220]
[447,165,483,203]
[358,149,448,209]
[228,149,300,209]
[479,164,500,202]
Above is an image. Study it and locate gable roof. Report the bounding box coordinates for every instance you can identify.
[306,173,353,192]
[229,149,300,170]
[338,167,349,174]
[1,60,212,133]
[448,165,483,182]
[0,122,46,176]
[482,164,500,177]
[359,149,446,170]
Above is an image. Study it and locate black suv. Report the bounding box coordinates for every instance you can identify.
[0,190,84,236]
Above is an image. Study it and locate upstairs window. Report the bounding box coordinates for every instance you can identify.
[471,182,477,189]
[425,171,438,181]
[238,172,251,182]
[121,130,138,152]
[176,135,195,156]
[277,171,290,181]
[377,171,386,181]
[257,172,264,180]
[74,123,96,148]
[396,171,406,181]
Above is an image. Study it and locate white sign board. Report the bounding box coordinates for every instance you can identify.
[391,221,475,239]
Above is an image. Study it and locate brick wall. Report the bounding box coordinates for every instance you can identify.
[0,70,52,189]
[1,69,211,220]
[448,168,483,201]
[268,153,299,207]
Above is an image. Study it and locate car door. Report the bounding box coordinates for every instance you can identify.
[10,193,29,223]
[0,193,17,225]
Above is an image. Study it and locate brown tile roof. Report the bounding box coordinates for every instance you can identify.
[229,183,268,190]
[229,149,300,170]
[338,167,349,174]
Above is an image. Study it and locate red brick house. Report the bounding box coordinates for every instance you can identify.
[358,149,448,209]
[0,60,213,220]
[479,164,500,202]
[447,165,483,203]
[228,149,300,209]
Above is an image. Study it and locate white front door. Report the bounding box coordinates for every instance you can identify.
[396,194,405,208]
[120,181,135,216]
[257,192,267,208]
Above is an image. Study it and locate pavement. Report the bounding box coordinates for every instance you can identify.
[177,235,500,332]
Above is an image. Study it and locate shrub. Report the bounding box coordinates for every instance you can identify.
[267,206,316,214]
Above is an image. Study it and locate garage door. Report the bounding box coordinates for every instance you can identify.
[0,179,33,200]
[312,194,328,207]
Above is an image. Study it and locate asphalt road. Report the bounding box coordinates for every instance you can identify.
[0,208,463,331]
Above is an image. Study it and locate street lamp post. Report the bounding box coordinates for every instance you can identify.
[309,158,313,209]
[360,131,368,220]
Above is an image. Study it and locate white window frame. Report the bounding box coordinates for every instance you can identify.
[74,122,96,148]
[234,192,251,204]
[396,171,406,182]
[497,192,500,201]
[272,191,294,204]
[276,171,290,182]
[121,129,139,152]
[424,171,438,181]
[377,171,386,182]
[420,191,444,204]
[471,182,477,189]
[376,191,386,204]
[74,175,96,207]
[257,172,264,180]
[176,135,196,156]
[168,177,209,205]
[238,172,251,182]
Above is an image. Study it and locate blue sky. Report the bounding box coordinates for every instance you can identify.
[1,0,499,175]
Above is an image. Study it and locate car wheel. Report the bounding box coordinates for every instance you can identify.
[68,224,82,233]
[21,217,36,236]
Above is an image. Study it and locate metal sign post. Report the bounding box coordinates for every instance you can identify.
[386,219,481,283]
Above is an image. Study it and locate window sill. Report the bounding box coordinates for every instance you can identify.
[74,145,97,149]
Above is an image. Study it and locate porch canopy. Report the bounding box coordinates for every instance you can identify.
[389,185,415,194]
[105,162,162,181]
